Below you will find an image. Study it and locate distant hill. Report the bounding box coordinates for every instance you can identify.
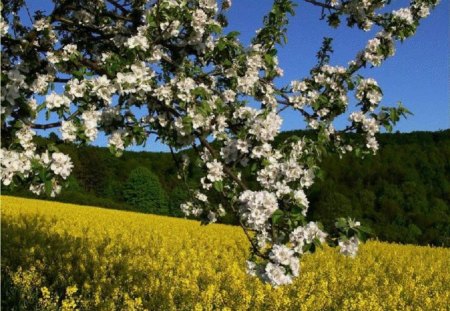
[4,129,450,246]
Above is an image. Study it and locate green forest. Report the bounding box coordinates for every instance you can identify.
[4,130,450,247]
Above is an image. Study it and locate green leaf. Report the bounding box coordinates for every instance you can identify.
[385,123,393,133]
[356,231,366,242]
[250,162,258,172]
[37,103,46,112]
[208,24,222,34]
[48,145,59,153]
[313,237,324,249]
[271,210,284,225]
[358,225,372,234]
[227,31,240,39]
[44,179,52,196]
[346,78,355,91]
[335,217,347,229]
[213,181,223,192]
[327,13,341,28]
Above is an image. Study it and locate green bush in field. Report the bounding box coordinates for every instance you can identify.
[123,167,167,213]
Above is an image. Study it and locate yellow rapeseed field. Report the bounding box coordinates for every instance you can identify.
[1,196,449,310]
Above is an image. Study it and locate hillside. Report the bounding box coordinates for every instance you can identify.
[2,196,449,310]
[4,130,450,246]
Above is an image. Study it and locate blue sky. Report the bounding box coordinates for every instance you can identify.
[24,0,448,152]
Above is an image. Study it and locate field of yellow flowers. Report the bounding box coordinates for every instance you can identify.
[2,195,450,310]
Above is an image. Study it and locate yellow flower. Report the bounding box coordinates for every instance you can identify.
[2,196,449,310]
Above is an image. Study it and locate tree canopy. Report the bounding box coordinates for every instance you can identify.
[0,0,441,285]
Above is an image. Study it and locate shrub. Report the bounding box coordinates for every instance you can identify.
[123,167,167,213]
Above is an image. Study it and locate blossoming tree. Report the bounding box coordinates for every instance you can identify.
[0,0,439,286]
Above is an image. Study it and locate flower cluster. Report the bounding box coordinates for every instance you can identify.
[82,110,101,142]
[356,78,382,111]
[239,190,279,231]
[1,149,73,197]
[290,222,328,253]
[349,111,380,152]
[206,159,224,182]
[0,149,32,186]
[362,32,395,67]
[338,236,359,258]
[61,121,77,142]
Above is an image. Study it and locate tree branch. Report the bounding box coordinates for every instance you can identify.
[31,122,61,130]
[229,201,270,260]
[106,0,130,15]
[197,136,248,191]
[303,0,338,10]
[31,110,81,129]
[54,77,70,83]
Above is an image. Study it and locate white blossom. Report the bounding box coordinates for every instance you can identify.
[45,92,71,110]
[207,211,217,223]
[29,183,44,195]
[27,98,38,112]
[392,8,414,24]
[160,20,180,37]
[270,244,295,266]
[81,110,101,141]
[239,190,279,230]
[199,0,217,11]
[0,20,9,36]
[349,111,364,123]
[289,257,300,277]
[33,19,50,31]
[30,74,51,93]
[91,75,115,104]
[0,149,31,185]
[16,126,36,151]
[414,3,431,18]
[366,135,379,152]
[290,222,327,253]
[206,159,224,182]
[192,9,208,31]
[67,79,86,98]
[180,201,203,217]
[294,189,309,211]
[46,51,60,64]
[265,263,292,286]
[356,78,382,108]
[61,44,78,61]
[249,111,282,142]
[338,236,359,258]
[61,121,77,142]
[246,260,257,276]
[108,131,125,151]
[126,34,149,50]
[195,191,208,202]
[50,152,73,179]
[222,89,236,103]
